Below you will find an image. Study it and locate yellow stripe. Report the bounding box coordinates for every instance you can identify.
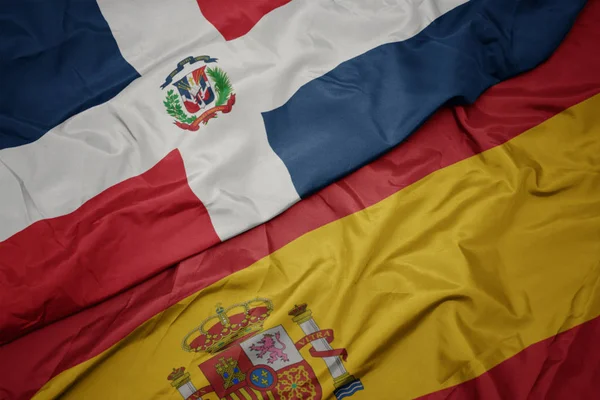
[266,391,275,400]
[251,388,265,400]
[229,393,241,400]
[239,388,253,400]
[34,94,600,400]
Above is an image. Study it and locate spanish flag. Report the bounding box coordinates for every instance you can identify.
[1,1,600,400]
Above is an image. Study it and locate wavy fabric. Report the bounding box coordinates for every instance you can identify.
[2,0,581,345]
[0,150,220,340]
[196,0,292,40]
[418,316,600,399]
[1,1,599,399]
[0,0,139,149]
[262,0,587,196]
[2,0,470,344]
[31,92,600,399]
[2,1,600,398]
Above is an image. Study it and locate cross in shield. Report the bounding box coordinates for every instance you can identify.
[173,66,216,114]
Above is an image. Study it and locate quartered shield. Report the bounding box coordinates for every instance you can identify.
[173,66,216,113]
[198,325,322,400]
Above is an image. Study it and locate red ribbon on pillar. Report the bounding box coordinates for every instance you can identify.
[189,385,214,399]
[295,329,348,361]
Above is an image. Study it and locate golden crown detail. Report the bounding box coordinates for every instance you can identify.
[182,298,273,354]
[167,367,186,381]
[288,303,308,316]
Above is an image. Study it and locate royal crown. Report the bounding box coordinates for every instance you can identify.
[182,298,273,354]
[288,303,308,317]
[167,367,193,389]
[167,367,186,381]
[288,303,313,324]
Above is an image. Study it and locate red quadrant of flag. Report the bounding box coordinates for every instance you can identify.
[0,150,220,343]
[197,0,292,40]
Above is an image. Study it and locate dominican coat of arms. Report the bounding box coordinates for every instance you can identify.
[160,55,235,131]
[167,298,364,400]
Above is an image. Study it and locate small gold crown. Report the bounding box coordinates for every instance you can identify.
[167,367,186,381]
[182,298,273,354]
[288,303,308,316]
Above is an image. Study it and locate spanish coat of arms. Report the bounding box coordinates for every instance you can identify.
[160,55,235,131]
[167,298,364,400]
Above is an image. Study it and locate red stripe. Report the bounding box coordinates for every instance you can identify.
[197,0,292,41]
[2,1,600,399]
[417,315,600,399]
[244,387,259,400]
[0,150,220,344]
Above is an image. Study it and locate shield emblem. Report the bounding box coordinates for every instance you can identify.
[199,325,322,400]
[173,66,215,113]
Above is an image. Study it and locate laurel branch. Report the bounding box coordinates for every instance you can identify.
[163,89,197,124]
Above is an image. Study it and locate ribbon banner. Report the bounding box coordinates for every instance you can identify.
[160,55,218,89]
[175,95,236,131]
[295,329,348,361]
[195,385,214,396]
[186,385,214,400]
